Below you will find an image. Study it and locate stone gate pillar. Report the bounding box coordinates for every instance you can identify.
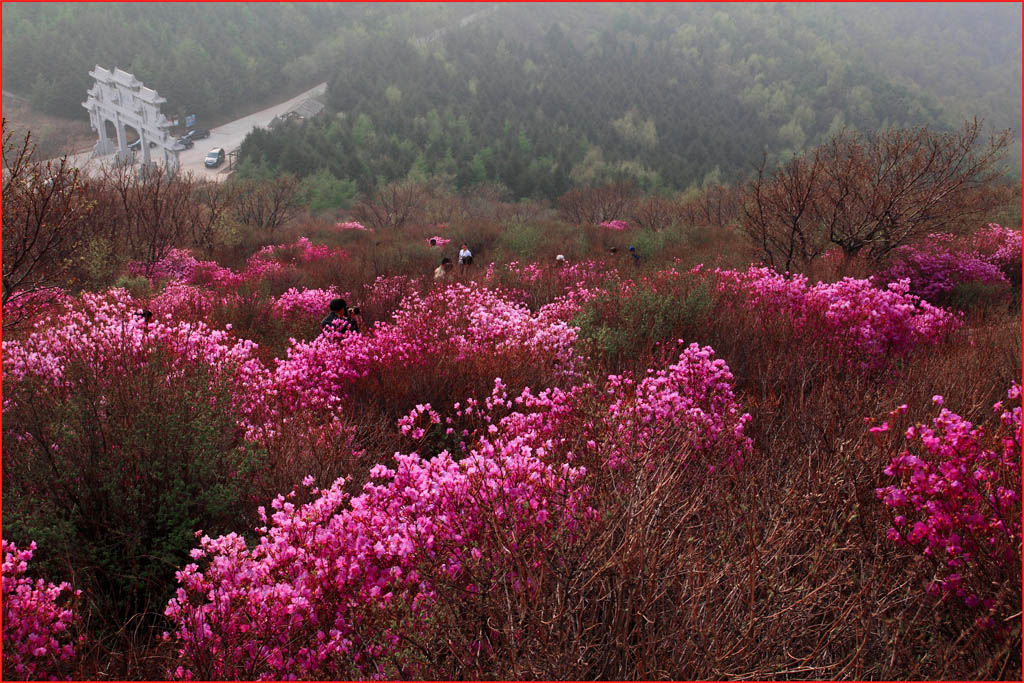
[83,66,179,172]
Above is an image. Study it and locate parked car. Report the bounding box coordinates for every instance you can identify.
[128,139,157,151]
[204,147,225,168]
[185,128,210,141]
[175,137,194,150]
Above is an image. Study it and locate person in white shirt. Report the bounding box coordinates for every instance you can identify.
[458,244,473,274]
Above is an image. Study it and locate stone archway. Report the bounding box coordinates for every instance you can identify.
[103,119,118,145]
[83,66,179,172]
[124,124,141,146]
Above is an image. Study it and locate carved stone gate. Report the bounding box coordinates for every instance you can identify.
[82,66,179,172]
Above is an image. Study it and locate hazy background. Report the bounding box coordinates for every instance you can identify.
[3,2,1020,193]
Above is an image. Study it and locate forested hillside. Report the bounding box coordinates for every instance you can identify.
[1,3,472,122]
[3,4,1019,195]
[236,3,1021,198]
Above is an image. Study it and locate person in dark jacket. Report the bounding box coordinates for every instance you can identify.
[321,298,357,335]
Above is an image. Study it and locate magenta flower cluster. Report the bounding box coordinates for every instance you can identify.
[164,340,750,679]
[970,223,1022,272]
[272,287,349,322]
[2,541,81,681]
[127,247,199,281]
[165,430,591,678]
[272,282,581,420]
[875,386,1021,627]
[873,232,1009,301]
[425,235,451,246]
[604,342,752,470]
[705,266,962,369]
[1,287,73,329]
[148,282,237,320]
[2,289,275,442]
[253,236,348,264]
[131,238,346,294]
[599,219,630,230]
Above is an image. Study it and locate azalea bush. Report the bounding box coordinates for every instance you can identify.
[874,385,1021,630]
[2,541,82,681]
[271,286,347,323]
[2,291,272,626]
[971,223,1023,285]
[271,282,581,425]
[165,340,751,679]
[253,236,348,264]
[873,232,1010,307]
[705,266,962,370]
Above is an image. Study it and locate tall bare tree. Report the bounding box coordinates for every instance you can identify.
[101,162,198,276]
[557,182,638,225]
[742,120,1011,270]
[742,152,831,272]
[351,180,427,230]
[232,174,301,235]
[190,180,239,251]
[2,121,92,318]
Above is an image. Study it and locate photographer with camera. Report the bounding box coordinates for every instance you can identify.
[320,298,360,337]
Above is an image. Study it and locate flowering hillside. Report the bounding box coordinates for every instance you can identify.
[2,217,1019,681]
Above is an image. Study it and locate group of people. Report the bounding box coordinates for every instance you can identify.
[291,240,641,341]
[136,237,640,345]
[608,245,641,264]
[315,243,475,339]
[434,243,473,281]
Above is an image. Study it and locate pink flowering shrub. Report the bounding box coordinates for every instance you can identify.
[272,282,580,424]
[165,337,751,679]
[335,221,369,231]
[148,282,234,320]
[873,233,1009,304]
[970,223,1022,285]
[416,340,752,472]
[131,243,319,297]
[874,386,1021,629]
[253,236,348,264]
[2,289,277,628]
[971,223,1022,268]
[706,266,962,370]
[186,259,245,289]
[600,220,630,231]
[166,447,591,679]
[602,342,752,470]
[2,541,82,681]
[1,287,73,332]
[2,288,274,440]
[425,235,451,246]
[127,247,199,282]
[271,287,347,323]
[490,259,617,313]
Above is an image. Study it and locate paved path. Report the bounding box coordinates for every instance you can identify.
[61,82,326,182]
